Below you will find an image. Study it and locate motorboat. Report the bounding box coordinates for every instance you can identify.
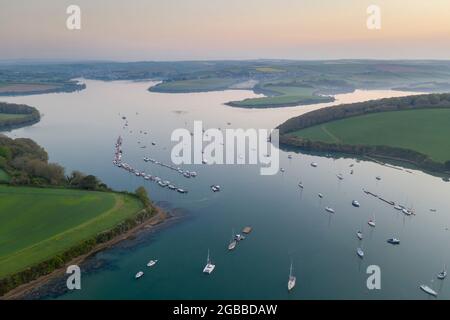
[147,260,158,267]
[352,200,360,207]
[318,193,324,198]
[357,231,363,240]
[135,271,144,279]
[211,185,221,192]
[387,238,400,245]
[311,162,318,168]
[368,219,376,227]
[357,248,364,258]
[337,174,344,180]
[325,207,335,214]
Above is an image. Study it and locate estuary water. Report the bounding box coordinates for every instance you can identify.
[2,80,450,299]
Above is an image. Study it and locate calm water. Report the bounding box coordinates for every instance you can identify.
[3,80,450,299]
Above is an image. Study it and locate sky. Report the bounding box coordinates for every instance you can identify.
[0,0,449,61]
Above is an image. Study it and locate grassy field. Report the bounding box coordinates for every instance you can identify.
[150,78,237,93]
[0,113,28,121]
[0,186,143,278]
[0,169,9,183]
[291,109,450,163]
[229,84,333,108]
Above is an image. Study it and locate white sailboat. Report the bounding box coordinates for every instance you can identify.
[357,247,364,258]
[228,229,237,251]
[357,230,363,240]
[437,265,447,280]
[368,213,376,227]
[147,260,158,267]
[288,262,296,291]
[420,284,438,297]
[203,249,216,274]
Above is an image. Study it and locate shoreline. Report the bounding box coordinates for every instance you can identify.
[1,206,169,300]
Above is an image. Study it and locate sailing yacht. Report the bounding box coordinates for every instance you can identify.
[357,247,364,258]
[368,214,376,227]
[228,229,237,251]
[288,262,296,291]
[203,250,216,274]
[437,266,447,280]
[357,231,363,240]
[420,284,438,297]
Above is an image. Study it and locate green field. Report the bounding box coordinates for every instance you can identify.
[150,78,237,93]
[0,113,28,121]
[0,169,9,183]
[229,84,333,108]
[0,186,143,278]
[291,108,450,163]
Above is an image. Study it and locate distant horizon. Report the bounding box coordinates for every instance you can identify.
[2,57,450,65]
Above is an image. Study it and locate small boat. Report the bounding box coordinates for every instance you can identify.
[211,185,221,192]
[202,159,208,164]
[357,248,364,258]
[368,219,376,227]
[288,262,296,291]
[190,171,198,177]
[177,188,188,194]
[135,271,144,279]
[325,207,335,214]
[318,193,324,199]
[235,234,245,241]
[394,205,403,210]
[288,155,293,159]
[280,168,285,173]
[437,266,447,280]
[158,181,168,187]
[387,238,400,245]
[376,176,382,181]
[147,260,158,267]
[228,229,237,251]
[420,284,437,297]
[402,208,412,216]
[242,226,252,234]
[203,250,216,274]
[352,200,360,208]
[168,184,176,190]
[430,208,437,212]
[357,231,363,240]
[298,182,304,189]
[311,162,318,168]
[337,174,344,180]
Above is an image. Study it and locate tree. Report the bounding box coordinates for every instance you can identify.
[135,186,151,208]
[79,175,100,190]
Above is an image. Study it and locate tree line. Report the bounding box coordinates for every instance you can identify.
[0,102,40,130]
[0,134,109,190]
[277,93,450,173]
